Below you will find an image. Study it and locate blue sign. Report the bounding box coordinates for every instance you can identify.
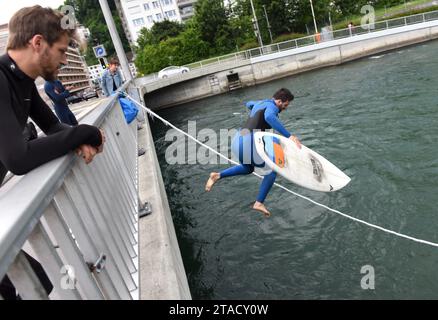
[93,45,107,58]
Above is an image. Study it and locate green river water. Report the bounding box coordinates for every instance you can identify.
[150,40,438,299]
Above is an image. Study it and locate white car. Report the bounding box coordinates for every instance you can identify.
[158,66,190,79]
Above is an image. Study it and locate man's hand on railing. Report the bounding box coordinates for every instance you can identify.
[75,129,106,164]
[76,144,97,164]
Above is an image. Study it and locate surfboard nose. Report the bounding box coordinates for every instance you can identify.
[329,174,351,192]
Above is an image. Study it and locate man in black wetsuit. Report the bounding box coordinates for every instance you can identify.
[0,5,105,299]
[0,5,105,185]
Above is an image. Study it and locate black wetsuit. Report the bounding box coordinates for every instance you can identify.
[0,54,102,185]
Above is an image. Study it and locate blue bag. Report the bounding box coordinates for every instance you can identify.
[119,97,138,124]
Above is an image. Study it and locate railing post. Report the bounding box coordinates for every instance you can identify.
[7,251,50,300]
[404,17,407,26]
[295,39,298,48]
[422,13,425,22]
[276,43,280,52]
[27,221,82,300]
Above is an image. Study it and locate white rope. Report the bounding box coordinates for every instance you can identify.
[125,93,438,248]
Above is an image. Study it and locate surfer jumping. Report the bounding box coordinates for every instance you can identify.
[205,88,301,217]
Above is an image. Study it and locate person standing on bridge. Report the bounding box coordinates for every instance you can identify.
[0,5,106,185]
[205,88,301,217]
[101,57,124,97]
[0,5,106,300]
[44,68,78,125]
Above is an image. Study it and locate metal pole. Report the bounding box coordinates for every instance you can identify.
[98,0,133,82]
[250,0,264,48]
[262,5,273,44]
[329,10,333,31]
[310,0,318,34]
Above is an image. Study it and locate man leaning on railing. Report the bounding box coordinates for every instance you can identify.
[0,5,105,299]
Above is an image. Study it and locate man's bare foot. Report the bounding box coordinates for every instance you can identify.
[253,201,271,217]
[205,172,220,191]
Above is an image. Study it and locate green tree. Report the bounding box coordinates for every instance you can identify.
[136,20,185,50]
[229,0,257,48]
[194,0,234,54]
[253,0,294,42]
[136,28,154,50]
[331,0,370,17]
[135,21,209,74]
[151,20,185,43]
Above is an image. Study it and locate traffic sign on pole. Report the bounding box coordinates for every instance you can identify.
[93,45,107,58]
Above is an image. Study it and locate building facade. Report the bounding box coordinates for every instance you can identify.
[59,46,92,95]
[116,0,197,45]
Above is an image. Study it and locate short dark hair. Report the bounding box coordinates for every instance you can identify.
[7,5,78,50]
[273,88,294,102]
[109,57,119,66]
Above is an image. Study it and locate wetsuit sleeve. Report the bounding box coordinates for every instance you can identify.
[0,75,102,176]
[245,101,259,111]
[44,82,70,104]
[264,105,291,138]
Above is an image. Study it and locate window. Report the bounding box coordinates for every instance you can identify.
[182,6,193,14]
[143,3,150,10]
[161,0,173,5]
[152,1,159,8]
[128,5,141,15]
[156,13,162,21]
[165,10,176,18]
[133,18,145,26]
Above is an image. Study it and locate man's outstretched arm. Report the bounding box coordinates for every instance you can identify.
[264,105,291,138]
[0,77,103,176]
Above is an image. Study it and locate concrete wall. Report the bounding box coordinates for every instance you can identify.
[137,109,192,299]
[140,20,438,110]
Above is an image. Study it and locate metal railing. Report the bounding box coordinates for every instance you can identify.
[0,82,139,299]
[181,9,438,71]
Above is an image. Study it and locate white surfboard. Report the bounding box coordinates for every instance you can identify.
[254,132,351,192]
